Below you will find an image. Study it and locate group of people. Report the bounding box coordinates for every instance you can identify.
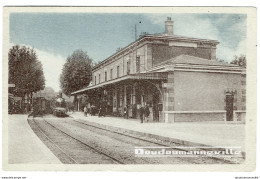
[83,102,150,123]
[123,104,150,123]
[83,101,107,117]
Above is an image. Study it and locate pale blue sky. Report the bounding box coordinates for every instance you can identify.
[9,13,247,91]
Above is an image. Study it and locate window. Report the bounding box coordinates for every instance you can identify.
[95,76,96,85]
[127,61,130,74]
[110,69,113,80]
[136,56,140,73]
[99,74,101,83]
[105,71,107,81]
[117,66,120,78]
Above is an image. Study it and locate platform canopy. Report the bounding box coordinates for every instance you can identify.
[71,72,168,95]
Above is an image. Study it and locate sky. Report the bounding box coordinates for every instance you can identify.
[9,13,247,92]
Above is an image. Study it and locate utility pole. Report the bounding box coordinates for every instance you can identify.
[135,24,137,41]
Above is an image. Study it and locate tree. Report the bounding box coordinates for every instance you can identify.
[8,45,45,105]
[60,49,93,96]
[230,55,246,68]
[216,58,228,63]
[93,60,102,66]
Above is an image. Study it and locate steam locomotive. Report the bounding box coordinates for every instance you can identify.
[51,94,67,117]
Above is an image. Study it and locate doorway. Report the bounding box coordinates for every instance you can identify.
[226,93,234,121]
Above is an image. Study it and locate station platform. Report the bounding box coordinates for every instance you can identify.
[8,114,61,164]
[70,112,245,152]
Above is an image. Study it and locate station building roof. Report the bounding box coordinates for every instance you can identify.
[147,55,245,74]
[71,72,168,95]
[92,34,220,72]
[155,55,237,67]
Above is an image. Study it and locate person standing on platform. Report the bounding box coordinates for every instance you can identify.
[98,100,106,117]
[124,104,129,119]
[98,103,102,117]
[139,104,144,123]
[144,104,150,122]
[84,105,88,117]
[87,103,91,116]
[102,102,107,117]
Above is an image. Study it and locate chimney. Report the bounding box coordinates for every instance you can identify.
[165,17,174,35]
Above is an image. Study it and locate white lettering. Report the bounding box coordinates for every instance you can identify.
[135,148,144,155]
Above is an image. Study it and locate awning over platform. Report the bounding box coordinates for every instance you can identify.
[71,72,168,95]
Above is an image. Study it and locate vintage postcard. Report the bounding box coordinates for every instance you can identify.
[2,7,257,171]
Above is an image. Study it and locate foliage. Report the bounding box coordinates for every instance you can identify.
[230,55,246,68]
[216,58,228,63]
[93,60,102,66]
[60,49,93,96]
[33,86,57,100]
[8,45,45,97]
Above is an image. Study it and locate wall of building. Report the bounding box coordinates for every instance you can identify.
[165,71,243,122]
[151,44,215,67]
[173,71,243,111]
[240,74,246,110]
[92,45,148,84]
[92,41,217,85]
[93,56,124,84]
[168,113,225,123]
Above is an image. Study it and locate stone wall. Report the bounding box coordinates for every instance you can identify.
[173,71,242,111]
[166,70,244,122]
[163,72,175,122]
[171,113,225,123]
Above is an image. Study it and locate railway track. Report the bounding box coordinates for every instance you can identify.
[29,116,242,164]
[28,118,124,164]
[70,119,241,164]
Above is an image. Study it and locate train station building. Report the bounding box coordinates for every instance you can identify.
[71,17,246,123]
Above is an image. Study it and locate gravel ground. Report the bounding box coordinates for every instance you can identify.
[39,116,231,164]
[29,118,120,164]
